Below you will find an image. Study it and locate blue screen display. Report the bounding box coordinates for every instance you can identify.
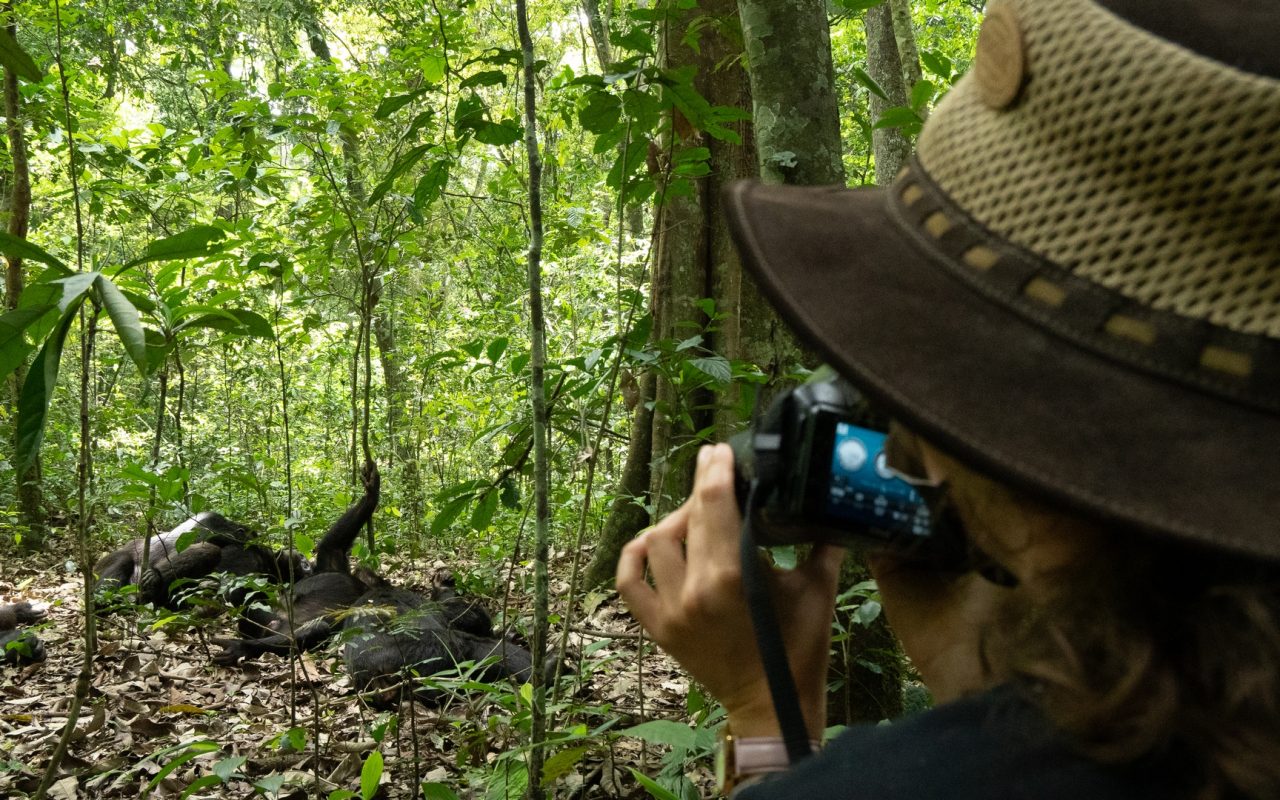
[824,422,931,537]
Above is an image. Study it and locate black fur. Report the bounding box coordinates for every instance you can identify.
[0,601,46,665]
[341,583,560,709]
[93,511,309,609]
[213,461,381,666]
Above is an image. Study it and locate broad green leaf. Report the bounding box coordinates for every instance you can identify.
[475,119,522,146]
[623,720,697,750]
[146,740,218,792]
[578,90,622,134]
[851,66,888,101]
[180,775,224,799]
[460,70,507,89]
[0,29,41,82]
[689,355,731,383]
[628,769,683,800]
[541,745,590,785]
[229,309,275,339]
[420,783,460,800]
[872,106,923,132]
[469,490,498,531]
[430,495,471,536]
[0,306,50,379]
[123,226,227,270]
[369,144,431,205]
[920,49,953,80]
[360,750,383,800]
[836,0,887,10]
[94,274,147,374]
[374,90,424,119]
[910,79,937,111]
[0,232,69,273]
[15,280,93,471]
[414,161,450,209]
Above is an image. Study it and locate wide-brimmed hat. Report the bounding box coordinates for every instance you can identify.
[724,0,1280,558]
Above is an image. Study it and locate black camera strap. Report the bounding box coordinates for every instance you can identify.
[740,479,816,765]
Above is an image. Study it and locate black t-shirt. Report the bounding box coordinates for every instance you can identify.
[737,686,1167,799]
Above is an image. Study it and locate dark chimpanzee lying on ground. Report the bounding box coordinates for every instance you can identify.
[0,601,47,665]
[93,509,310,611]
[341,576,562,708]
[212,459,383,664]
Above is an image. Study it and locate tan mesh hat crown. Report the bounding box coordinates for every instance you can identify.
[724,0,1280,557]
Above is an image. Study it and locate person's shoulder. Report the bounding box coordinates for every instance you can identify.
[737,687,1158,800]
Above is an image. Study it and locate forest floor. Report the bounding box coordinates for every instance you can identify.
[0,533,708,799]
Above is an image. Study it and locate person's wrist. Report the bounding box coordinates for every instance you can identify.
[725,693,826,741]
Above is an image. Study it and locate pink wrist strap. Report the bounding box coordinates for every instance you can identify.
[734,737,821,775]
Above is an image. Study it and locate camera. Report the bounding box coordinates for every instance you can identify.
[730,371,965,563]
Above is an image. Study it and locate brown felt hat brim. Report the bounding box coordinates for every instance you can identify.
[723,180,1279,558]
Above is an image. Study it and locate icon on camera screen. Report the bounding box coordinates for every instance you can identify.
[825,422,931,537]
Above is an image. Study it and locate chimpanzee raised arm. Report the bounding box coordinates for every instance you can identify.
[213,460,382,666]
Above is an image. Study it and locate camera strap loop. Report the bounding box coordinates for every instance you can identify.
[740,479,816,766]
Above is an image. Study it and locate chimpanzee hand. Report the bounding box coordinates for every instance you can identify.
[617,443,845,741]
[361,459,380,495]
[211,638,248,667]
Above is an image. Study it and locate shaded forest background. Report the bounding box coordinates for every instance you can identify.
[0,0,983,797]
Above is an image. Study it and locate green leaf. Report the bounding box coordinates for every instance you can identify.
[369,145,432,206]
[146,740,218,793]
[123,226,227,270]
[872,106,923,131]
[628,769,683,800]
[0,232,69,273]
[15,280,93,471]
[910,79,936,112]
[623,720,697,751]
[430,495,471,536]
[689,355,731,384]
[469,490,498,532]
[578,90,622,135]
[360,750,383,800]
[180,775,224,799]
[542,745,590,785]
[229,309,275,339]
[460,70,507,89]
[414,161,450,210]
[420,784,460,800]
[475,119,522,146]
[94,274,147,374]
[836,0,887,11]
[850,66,888,101]
[853,599,883,626]
[0,306,49,380]
[919,50,953,80]
[486,337,508,363]
[0,29,42,83]
[611,27,655,55]
[374,90,424,119]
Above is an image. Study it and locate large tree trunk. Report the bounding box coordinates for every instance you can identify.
[3,2,46,549]
[890,0,924,110]
[864,3,912,183]
[586,0,759,584]
[738,0,843,186]
[739,0,904,726]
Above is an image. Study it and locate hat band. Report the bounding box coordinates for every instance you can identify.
[888,159,1280,416]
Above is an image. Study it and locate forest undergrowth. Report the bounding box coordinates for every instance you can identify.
[0,538,699,799]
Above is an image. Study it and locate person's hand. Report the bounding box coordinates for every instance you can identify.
[617,443,846,739]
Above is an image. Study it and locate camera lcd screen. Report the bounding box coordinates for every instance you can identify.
[821,422,931,537]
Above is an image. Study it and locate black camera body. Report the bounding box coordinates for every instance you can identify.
[730,375,965,563]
